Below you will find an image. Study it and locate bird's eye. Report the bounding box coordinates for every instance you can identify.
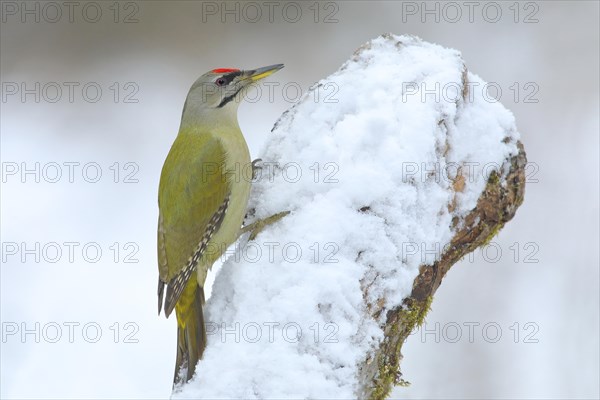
[216,78,226,86]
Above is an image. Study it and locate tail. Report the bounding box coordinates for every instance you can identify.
[173,284,206,387]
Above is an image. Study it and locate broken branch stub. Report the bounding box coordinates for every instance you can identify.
[357,37,527,399]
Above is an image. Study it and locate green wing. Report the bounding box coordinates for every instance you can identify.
[157,132,229,316]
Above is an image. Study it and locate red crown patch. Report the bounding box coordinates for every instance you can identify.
[211,68,240,73]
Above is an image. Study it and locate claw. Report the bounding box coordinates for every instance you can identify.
[251,158,263,180]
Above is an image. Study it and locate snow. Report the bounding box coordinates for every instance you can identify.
[175,34,520,398]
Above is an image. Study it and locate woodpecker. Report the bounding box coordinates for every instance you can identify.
[157,64,284,386]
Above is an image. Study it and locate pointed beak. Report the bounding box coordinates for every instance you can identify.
[243,64,284,82]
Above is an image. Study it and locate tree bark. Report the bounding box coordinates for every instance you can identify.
[357,142,527,399]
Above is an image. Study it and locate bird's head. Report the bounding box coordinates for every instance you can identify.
[181,64,284,126]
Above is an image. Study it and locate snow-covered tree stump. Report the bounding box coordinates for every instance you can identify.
[175,34,526,399]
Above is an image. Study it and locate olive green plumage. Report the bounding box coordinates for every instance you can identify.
[157,64,283,387]
[159,133,227,274]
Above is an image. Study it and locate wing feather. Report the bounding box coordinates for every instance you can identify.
[156,133,229,316]
[163,194,229,317]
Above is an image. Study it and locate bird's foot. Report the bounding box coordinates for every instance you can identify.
[240,211,290,240]
[251,158,262,181]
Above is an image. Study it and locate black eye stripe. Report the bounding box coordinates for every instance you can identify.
[217,86,243,108]
[218,71,242,86]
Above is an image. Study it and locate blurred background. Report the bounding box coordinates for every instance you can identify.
[1,1,598,399]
